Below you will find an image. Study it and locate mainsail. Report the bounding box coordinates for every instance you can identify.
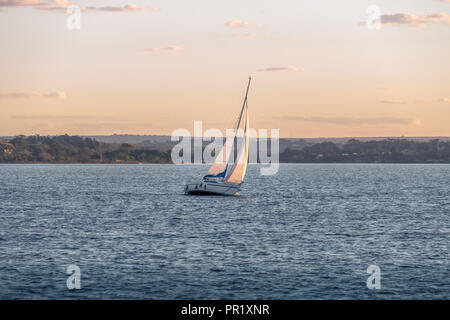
[203,77,251,183]
[203,122,236,178]
[225,101,249,184]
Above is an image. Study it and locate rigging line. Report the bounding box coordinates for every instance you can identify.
[236,76,251,129]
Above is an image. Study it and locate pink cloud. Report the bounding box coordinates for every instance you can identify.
[360,12,450,28]
[257,66,301,72]
[86,4,141,12]
[0,90,67,100]
[145,45,183,53]
[0,1,142,13]
[0,0,42,6]
[380,100,408,105]
[148,5,160,12]
[225,20,257,28]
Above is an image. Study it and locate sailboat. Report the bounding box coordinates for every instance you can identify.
[184,77,251,196]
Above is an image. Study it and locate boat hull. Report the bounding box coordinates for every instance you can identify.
[185,181,240,196]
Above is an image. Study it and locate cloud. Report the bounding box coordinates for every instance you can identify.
[44,91,66,99]
[8,115,155,134]
[0,1,142,13]
[145,45,183,53]
[438,97,450,103]
[379,12,450,27]
[275,116,420,126]
[232,33,256,39]
[33,0,71,11]
[225,20,257,28]
[257,66,301,72]
[0,0,72,11]
[0,0,41,7]
[0,90,67,100]
[380,100,407,104]
[148,5,160,12]
[86,4,141,12]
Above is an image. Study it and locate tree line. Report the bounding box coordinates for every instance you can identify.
[280,139,450,163]
[0,135,171,163]
[1,135,450,163]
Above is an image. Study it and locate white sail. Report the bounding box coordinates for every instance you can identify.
[204,122,236,178]
[240,102,250,180]
[225,102,249,184]
[204,77,251,180]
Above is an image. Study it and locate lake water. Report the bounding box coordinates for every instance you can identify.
[0,164,448,299]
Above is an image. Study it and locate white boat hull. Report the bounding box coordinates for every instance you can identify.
[185,181,240,196]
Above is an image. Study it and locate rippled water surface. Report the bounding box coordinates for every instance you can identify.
[0,164,448,299]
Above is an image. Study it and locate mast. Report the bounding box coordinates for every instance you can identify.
[236,76,251,129]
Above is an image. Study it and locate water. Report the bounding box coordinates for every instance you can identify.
[0,164,448,299]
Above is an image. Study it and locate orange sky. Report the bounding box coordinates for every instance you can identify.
[1,0,449,138]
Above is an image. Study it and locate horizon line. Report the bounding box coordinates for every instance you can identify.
[2,134,450,140]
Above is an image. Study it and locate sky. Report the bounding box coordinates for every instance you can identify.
[0,0,450,138]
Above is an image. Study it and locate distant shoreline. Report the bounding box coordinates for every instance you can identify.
[2,135,450,164]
